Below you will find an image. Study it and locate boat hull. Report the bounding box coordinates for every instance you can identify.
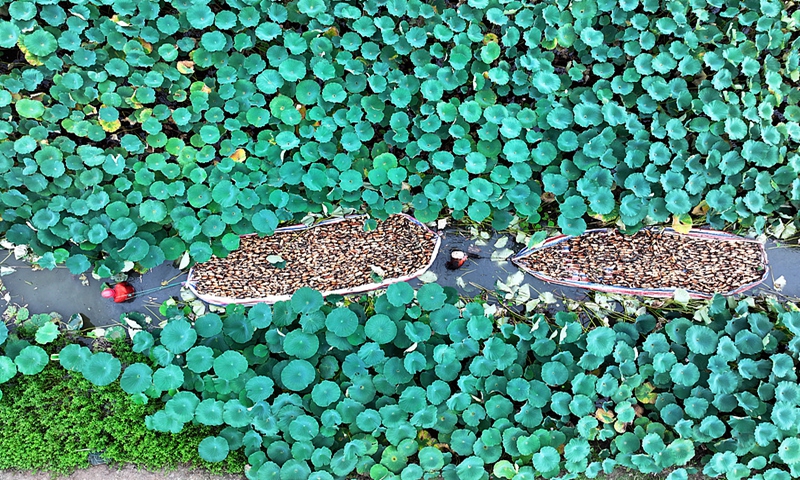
[511,227,769,299]
[185,214,441,306]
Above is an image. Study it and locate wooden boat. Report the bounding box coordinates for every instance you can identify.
[186,214,441,306]
[511,227,769,299]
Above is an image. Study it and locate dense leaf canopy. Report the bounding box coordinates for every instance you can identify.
[0,0,797,275]
[4,288,799,479]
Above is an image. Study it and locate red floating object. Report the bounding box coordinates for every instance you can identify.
[447,250,467,270]
[102,282,135,303]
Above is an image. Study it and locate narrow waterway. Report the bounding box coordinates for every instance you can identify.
[0,229,797,328]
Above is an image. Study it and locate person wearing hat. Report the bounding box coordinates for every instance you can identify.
[101,282,135,303]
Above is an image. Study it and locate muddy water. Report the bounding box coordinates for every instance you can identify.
[0,232,798,328]
[0,257,185,327]
[408,229,587,304]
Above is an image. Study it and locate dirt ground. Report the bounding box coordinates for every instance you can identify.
[0,465,245,480]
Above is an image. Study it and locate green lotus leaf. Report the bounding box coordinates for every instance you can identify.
[665,190,692,215]
[541,361,569,386]
[311,380,341,407]
[252,209,279,235]
[532,71,561,95]
[213,351,247,381]
[248,303,272,329]
[14,346,48,375]
[200,31,227,52]
[0,21,20,48]
[339,170,363,192]
[245,375,274,403]
[615,432,641,455]
[194,399,224,426]
[22,29,57,56]
[585,327,615,357]
[666,439,695,466]
[283,330,319,359]
[417,283,446,311]
[120,363,153,394]
[779,438,800,464]
[466,178,493,202]
[281,359,315,391]
[153,364,184,391]
[466,202,491,223]
[386,285,414,308]
[199,125,221,145]
[186,346,214,374]
[16,98,46,119]
[289,415,319,442]
[533,446,561,473]
[160,319,197,355]
[670,363,700,387]
[292,287,323,314]
[0,356,17,384]
[198,436,229,463]
[480,42,501,64]
[81,352,121,386]
[326,307,358,337]
[558,215,587,236]
[775,382,800,405]
[194,313,223,337]
[64,254,91,275]
[364,314,397,344]
[57,344,90,372]
[456,456,484,480]
[222,399,251,428]
[686,325,718,355]
[35,322,59,344]
[698,415,726,439]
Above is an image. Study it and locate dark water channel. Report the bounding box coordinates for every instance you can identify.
[0,229,798,328]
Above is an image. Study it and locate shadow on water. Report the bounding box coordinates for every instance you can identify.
[0,231,799,328]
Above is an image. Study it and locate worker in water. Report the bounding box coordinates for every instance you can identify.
[101,282,135,303]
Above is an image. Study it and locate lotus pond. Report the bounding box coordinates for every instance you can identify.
[2,0,800,476]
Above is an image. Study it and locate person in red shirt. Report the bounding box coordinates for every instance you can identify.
[101,282,135,303]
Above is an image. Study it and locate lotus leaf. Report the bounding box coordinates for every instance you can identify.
[387,282,415,307]
[81,352,121,387]
[186,346,214,374]
[15,346,48,375]
[160,319,197,354]
[586,327,616,357]
[35,323,59,344]
[198,436,230,463]
[58,344,92,372]
[365,314,398,344]
[282,359,315,391]
[685,325,718,355]
[284,330,320,359]
[292,287,324,314]
[213,351,248,381]
[326,308,358,338]
[153,364,184,391]
[120,363,153,394]
[0,357,17,384]
[195,313,223,337]
[541,361,570,386]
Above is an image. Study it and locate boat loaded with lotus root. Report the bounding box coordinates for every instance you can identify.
[186,214,441,305]
[512,227,768,299]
